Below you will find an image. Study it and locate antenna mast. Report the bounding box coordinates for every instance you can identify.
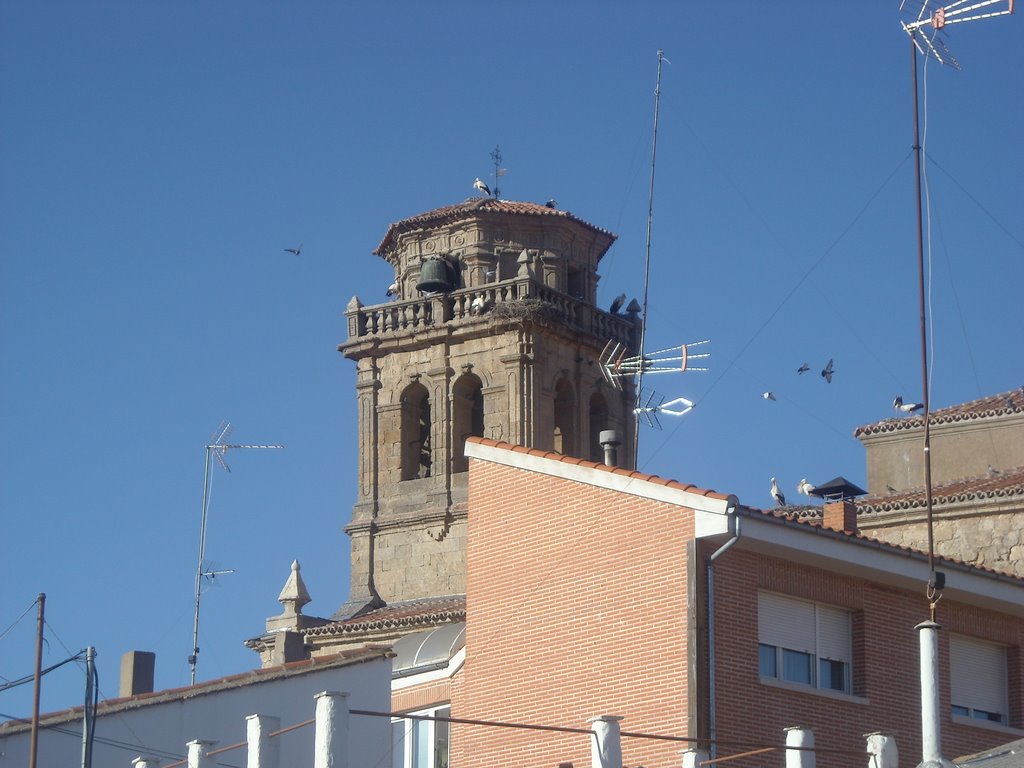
[634,49,668,465]
[490,144,504,199]
[189,421,282,685]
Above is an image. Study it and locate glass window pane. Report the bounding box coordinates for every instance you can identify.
[819,658,848,692]
[782,649,812,685]
[413,719,431,768]
[392,721,407,768]
[951,705,970,717]
[759,644,777,678]
[435,707,451,768]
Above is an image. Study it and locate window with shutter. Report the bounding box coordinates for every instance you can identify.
[950,635,1007,725]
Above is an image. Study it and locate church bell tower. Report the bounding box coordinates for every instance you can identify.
[335,198,638,618]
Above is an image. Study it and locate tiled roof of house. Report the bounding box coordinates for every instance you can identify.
[466,436,735,503]
[374,198,616,257]
[306,595,466,638]
[856,466,1024,513]
[0,646,392,734]
[855,388,1024,437]
[957,736,1024,768]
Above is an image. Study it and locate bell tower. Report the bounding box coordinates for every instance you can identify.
[335,198,638,618]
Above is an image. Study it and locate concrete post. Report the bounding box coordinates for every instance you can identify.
[916,621,956,768]
[784,726,815,768]
[314,691,349,768]
[132,757,161,768]
[865,732,898,768]
[681,747,710,768]
[247,714,281,768]
[186,739,216,768]
[589,715,623,768]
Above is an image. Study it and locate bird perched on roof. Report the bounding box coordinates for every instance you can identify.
[770,477,786,507]
[284,244,302,256]
[762,391,776,401]
[797,363,810,375]
[473,178,491,197]
[545,199,558,209]
[797,479,816,497]
[386,280,399,297]
[609,293,627,314]
[893,395,923,414]
[821,359,834,383]
[470,295,486,315]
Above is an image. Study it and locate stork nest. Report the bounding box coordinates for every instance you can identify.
[489,298,562,326]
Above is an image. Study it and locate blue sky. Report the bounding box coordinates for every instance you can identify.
[1,2,1021,721]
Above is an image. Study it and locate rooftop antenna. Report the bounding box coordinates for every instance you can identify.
[900,5,1013,768]
[189,421,282,685]
[489,144,505,199]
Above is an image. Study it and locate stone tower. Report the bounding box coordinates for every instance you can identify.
[335,198,638,618]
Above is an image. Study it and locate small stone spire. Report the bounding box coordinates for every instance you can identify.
[277,559,311,618]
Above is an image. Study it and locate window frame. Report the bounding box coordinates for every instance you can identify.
[950,634,1009,727]
[391,705,451,768]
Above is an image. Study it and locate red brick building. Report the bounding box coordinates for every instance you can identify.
[450,437,1024,768]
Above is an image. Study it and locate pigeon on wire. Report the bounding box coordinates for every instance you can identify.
[284,244,302,256]
[770,477,786,507]
[893,395,923,414]
[821,359,834,383]
[609,293,626,314]
[386,281,399,297]
[762,391,776,401]
[797,363,810,375]
[473,178,491,196]
[797,478,816,497]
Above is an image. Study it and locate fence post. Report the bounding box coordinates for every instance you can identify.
[247,714,281,768]
[681,747,709,768]
[132,757,161,768]
[784,726,814,768]
[588,715,623,768]
[314,691,350,768]
[186,739,216,768]
[865,732,898,768]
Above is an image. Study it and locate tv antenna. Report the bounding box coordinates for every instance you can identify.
[189,421,282,685]
[489,144,505,199]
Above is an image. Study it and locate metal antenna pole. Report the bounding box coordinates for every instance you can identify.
[189,422,282,685]
[29,592,44,768]
[634,49,667,467]
[80,646,95,768]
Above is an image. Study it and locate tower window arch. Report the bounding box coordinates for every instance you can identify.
[400,381,431,480]
[553,377,576,456]
[452,373,484,474]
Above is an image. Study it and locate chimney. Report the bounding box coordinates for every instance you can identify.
[599,430,623,468]
[822,499,858,534]
[119,650,155,697]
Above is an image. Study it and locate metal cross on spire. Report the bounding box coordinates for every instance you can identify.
[489,144,505,199]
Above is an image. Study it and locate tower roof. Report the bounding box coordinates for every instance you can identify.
[374,198,616,260]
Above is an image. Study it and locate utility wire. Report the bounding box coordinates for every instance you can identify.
[0,598,40,645]
[0,652,86,695]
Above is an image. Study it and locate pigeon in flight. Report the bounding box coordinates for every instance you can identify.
[609,293,626,314]
[821,359,834,383]
[893,395,923,414]
[797,478,816,497]
[762,391,776,401]
[284,244,302,256]
[474,178,491,196]
[770,477,786,507]
[797,363,810,375]
[386,281,399,297]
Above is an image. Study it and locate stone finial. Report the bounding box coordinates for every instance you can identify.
[277,560,312,617]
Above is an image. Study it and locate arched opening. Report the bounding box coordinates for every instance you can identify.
[400,381,431,480]
[452,373,484,474]
[553,377,576,456]
[589,391,609,463]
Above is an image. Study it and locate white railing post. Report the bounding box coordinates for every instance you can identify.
[314,690,350,768]
[865,732,898,768]
[186,739,216,768]
[785,726,815,768]
[247,713,281,768]
[588,715,623,768]
[681,747,709,768]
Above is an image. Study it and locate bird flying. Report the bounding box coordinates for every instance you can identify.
[762,391,776,401]
[473,178,491,196]
[609,293,626,314]
[797,363,810,375]
[770,477,786,507]
[821,359,834,383]
[386,281,399,297]
[284,244,302,256]
[893,395,923,414]
[797,479,816,497]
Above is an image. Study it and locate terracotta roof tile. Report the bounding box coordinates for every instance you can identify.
[306,596,466,637]
[374,198,616,258]
[466,436,733,502]
[856,466,1024,513]
[855,388,1024,437]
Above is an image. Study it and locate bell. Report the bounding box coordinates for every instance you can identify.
[416,258,453,293]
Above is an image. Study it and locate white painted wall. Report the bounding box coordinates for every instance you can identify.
[0,656,392,767]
